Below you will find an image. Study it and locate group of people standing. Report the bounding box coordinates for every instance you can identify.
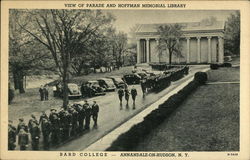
[117,85,138,106]
[8,100,100,151]
[39,85,49,101]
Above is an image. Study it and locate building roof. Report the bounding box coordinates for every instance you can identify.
[135,21,225,34]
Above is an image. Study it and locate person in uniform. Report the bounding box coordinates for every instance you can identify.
[53,85,57,97]
[91,101,99,127]
[118,88,124,105]
[39,85,44,101]
[41,118,51,150]
[8,120,17,150]
[69,107,78,136]
[28,114,39,131]
[29,121,40,150]
[44,85,49,101]
[49,109,60,145]
[124,88,130,105]
[17,118,28,133]
[58,109,69,141]
[131,86,137,106]
[18,128,29,150]
[140,79,146,97]
[39,111,49,126]
[84,100,92,130]
[76,104,85,132]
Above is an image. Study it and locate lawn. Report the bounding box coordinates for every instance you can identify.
[135,67,239,151]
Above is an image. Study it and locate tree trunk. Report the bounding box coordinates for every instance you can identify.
[169,49,172,66]
[17,71,25,94]
[62,73,69,110]
[13,71,19,90]
[62,52,69,110]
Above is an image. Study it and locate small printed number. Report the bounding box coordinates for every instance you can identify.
[227,153,238,156]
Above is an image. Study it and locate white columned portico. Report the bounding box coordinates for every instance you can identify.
[207,36,212,63]
[136,38,140,63]
[218,36,224,63]
[197,37,201,63]
[186,37,190,63]
[146,38,150,63]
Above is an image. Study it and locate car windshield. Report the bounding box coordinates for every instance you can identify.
[114,78,123,82]
[68,84,78,90]
[105,80,114,86]
[90,81,99,86]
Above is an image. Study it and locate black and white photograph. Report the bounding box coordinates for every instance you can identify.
[1,1,250,160]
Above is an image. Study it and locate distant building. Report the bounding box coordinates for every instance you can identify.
[135,21,225,64]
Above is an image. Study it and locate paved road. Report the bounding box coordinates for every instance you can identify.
[53,65,208,151]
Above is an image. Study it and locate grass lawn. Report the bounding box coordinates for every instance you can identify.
[135,67,239,151]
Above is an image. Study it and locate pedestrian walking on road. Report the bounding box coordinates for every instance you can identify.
[8,120,17,150]
[39,85,44,101]
[124,88,130,105]
[91,101,99,127]
[140,79,146,97]
[18,128,29,150]
[118,88,124,105]
[131,86,137,106]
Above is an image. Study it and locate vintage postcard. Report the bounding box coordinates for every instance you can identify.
[1,0,250,160]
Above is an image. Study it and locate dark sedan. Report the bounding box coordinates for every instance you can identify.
[106,76,126,88]
[97,78,116,92]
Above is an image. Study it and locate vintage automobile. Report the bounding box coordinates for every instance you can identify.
[97,78,116,92]
[137,72,150,79]
[123,74,141,85]
[54,82,82,99]
[82,80,106,97]
[67,83,82,98]
[106,76,126,88]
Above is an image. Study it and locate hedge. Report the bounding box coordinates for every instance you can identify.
[106,72,207,151]
[143,66,189,92]
[194,72,208,85]
[210,63,232,70]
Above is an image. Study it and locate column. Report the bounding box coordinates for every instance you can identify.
[197,37,201,63]
[177,38,180,63]
[186,37,190,63]
[207,36,211,63]
[136,38,140,63]
[146,38,150,63]
[218,36,224,63]
[155,38,161,62]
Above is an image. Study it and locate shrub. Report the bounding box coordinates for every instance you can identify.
[8,88,15,104]
[210,64,219,70]
[194,72,208,84]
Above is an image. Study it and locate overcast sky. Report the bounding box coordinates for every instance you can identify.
[105,10,237,34]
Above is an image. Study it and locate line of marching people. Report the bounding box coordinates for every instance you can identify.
[117,85,138,107]
[8,100,100,151]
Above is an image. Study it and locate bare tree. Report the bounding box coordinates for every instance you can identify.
[9,10,53,93]
[157,24,183,65]
[19,9,114,109]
